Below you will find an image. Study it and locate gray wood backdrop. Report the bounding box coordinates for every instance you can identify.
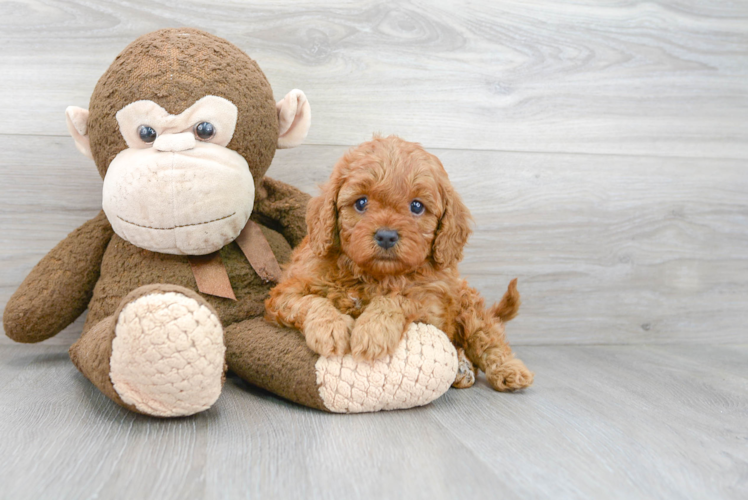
[2,0,746,346]
[0,2,747,499]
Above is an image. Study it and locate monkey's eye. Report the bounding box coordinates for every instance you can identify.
[354,197,368,213]
[194,122,216,141]
[410,200,425,215]
[138,125,157,144]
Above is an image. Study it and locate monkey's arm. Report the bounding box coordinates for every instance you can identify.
[3,210,114,343]
[252,177,311,248]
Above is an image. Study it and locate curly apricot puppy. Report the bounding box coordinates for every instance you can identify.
[265,136,533,391]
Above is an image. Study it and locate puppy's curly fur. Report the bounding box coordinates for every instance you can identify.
[265,136,533,391]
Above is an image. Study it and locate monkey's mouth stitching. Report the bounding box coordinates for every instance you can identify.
[117,212,236,230]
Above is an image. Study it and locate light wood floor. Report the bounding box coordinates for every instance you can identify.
[1,1,746,499]
[1,342,746,500]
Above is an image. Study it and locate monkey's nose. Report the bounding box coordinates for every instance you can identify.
[153,132,196,152]
[374,229,399,249]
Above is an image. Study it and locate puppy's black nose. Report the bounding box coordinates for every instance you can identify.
[374,229,399,249]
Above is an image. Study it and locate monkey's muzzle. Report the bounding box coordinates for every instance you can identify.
[102,143,255,255]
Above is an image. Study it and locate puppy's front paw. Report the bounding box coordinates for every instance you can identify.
[303,312,354,357]
[485,358,534,391]
[350,316,405,361]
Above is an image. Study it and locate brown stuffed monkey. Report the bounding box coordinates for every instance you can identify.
[3,29,458,416]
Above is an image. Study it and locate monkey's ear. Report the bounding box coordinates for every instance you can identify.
[65,106,93,159]
[276,89,311,149]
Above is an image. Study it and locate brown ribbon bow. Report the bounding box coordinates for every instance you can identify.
[187,219,282,300]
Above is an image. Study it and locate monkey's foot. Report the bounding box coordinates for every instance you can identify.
[315,323,458,412]
[226,321,459,413]
[109,288,226,417]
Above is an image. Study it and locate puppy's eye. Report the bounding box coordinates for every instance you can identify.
[138,125,157,144]
[354,197,368,213]
[410,200,425,215]
[194,122,216,141]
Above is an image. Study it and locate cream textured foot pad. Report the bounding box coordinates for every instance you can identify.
[110,292,225,417]
[315,323,458,413]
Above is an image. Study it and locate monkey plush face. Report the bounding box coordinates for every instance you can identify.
[101,95,253,255]
[63,28,311,255]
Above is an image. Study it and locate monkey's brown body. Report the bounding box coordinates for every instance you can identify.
[5,182,310,415]
[3,29,459,416]
[84,221,292,331]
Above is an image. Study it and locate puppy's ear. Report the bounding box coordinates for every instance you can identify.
[432,183,473,269]
[307,178,340,257]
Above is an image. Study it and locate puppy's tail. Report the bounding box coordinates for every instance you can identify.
[489,278,521,323]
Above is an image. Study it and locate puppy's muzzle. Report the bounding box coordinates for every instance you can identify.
[374,229,399,250]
